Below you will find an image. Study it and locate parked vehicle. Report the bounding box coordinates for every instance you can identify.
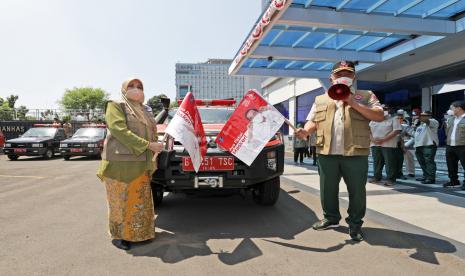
[59,124,107,160]
[2,124,66,160]
[0,129,5,149]
[152,99,285,207]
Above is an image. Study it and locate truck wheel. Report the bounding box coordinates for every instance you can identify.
[253,177,280,206]
[43,149,54,160]
[7,155,19,161]
[63,155,70,161]
[152,184,164,208]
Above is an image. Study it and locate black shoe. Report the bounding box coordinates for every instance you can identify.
[383,180,396,186]
[368,178,382,184]
[408,174,415,177]
[416,177,426,181]
[312,219,339,231]
[397,175,407,180]
[112,239,130,250]
[443,180,461,187]
[349,226,364,242]
[421,179,436,184]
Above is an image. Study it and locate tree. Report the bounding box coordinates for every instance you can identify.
[0,101,13,120]
[146,94,169,116]
[60,87,109,111]
[16,106,29,120]
[6,95,18,108]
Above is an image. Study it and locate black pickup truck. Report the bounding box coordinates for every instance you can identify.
[3,124,66,160]
[59,125,107,160]
[152,100,285,207]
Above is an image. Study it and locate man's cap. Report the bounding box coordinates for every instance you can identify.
[420,110,432,116]
[332,60,356,74]
[396,109,405,115]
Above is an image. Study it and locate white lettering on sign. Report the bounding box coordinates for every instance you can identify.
[1,126,25,132]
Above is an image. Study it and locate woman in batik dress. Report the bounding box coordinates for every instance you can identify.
[97,78,164,250]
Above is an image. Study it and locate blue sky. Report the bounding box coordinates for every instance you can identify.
[0,0,261,109]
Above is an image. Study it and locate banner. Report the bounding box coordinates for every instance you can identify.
[216,90,285,166]
[165,92,207,172]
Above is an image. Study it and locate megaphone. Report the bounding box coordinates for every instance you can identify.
[328,83,351,100]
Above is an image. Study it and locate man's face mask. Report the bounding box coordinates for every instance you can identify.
[332,77,353,87]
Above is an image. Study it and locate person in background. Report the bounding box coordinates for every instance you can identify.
[403,111,417,177]
[369,105,402,186]
[395,110,407,180]
[304,136,311,158]
[309,132,317,166]
[443,100,465,189]
[413,111,439,184]
[62,118,73,138]
[52,117,62,127]
[293,124,308,164]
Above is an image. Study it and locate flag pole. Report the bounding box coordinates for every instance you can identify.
[152,134,168,162]
[284,118,297,131]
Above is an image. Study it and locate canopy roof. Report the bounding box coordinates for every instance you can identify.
[229,0,465,82]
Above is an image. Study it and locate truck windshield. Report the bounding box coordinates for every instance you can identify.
[22,128,57,137]
[73,128,105,138]
[167,108,234,124]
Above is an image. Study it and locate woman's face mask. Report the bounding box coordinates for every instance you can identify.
[126,88,144,103]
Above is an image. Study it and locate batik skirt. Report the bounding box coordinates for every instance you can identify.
[102,172,155,242]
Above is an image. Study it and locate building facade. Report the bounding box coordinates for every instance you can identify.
[175,59,263,103]
[261,0,271,11]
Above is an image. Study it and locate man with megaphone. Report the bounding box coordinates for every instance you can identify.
[296,60,384,242]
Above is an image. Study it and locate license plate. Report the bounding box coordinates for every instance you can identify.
[182,156,234,171]
[14,148,26,153]
[70,148,83,153]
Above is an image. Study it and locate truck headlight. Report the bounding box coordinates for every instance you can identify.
[60,144,68,148]
[32,144,43,148]
[88,143,98,148]
[4,143,11,148]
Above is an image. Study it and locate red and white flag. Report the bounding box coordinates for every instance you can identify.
[165,92,207,172]
[216,89,285,166]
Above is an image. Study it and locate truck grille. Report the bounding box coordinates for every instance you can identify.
[68,143,82,148]
[10,143,29,148]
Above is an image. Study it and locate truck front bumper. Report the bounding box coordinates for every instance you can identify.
[151,144,285,191]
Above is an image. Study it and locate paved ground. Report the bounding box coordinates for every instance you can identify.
[1,155,465,276]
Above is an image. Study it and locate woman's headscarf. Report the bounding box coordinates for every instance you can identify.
[121,78,148,126]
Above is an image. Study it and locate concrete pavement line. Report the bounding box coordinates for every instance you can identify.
[281,175,465,260]
[0,174,45,179]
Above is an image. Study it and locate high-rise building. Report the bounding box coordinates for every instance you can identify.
[175,59,264,103]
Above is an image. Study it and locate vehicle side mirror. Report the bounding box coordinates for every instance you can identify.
[160,98,170,110]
